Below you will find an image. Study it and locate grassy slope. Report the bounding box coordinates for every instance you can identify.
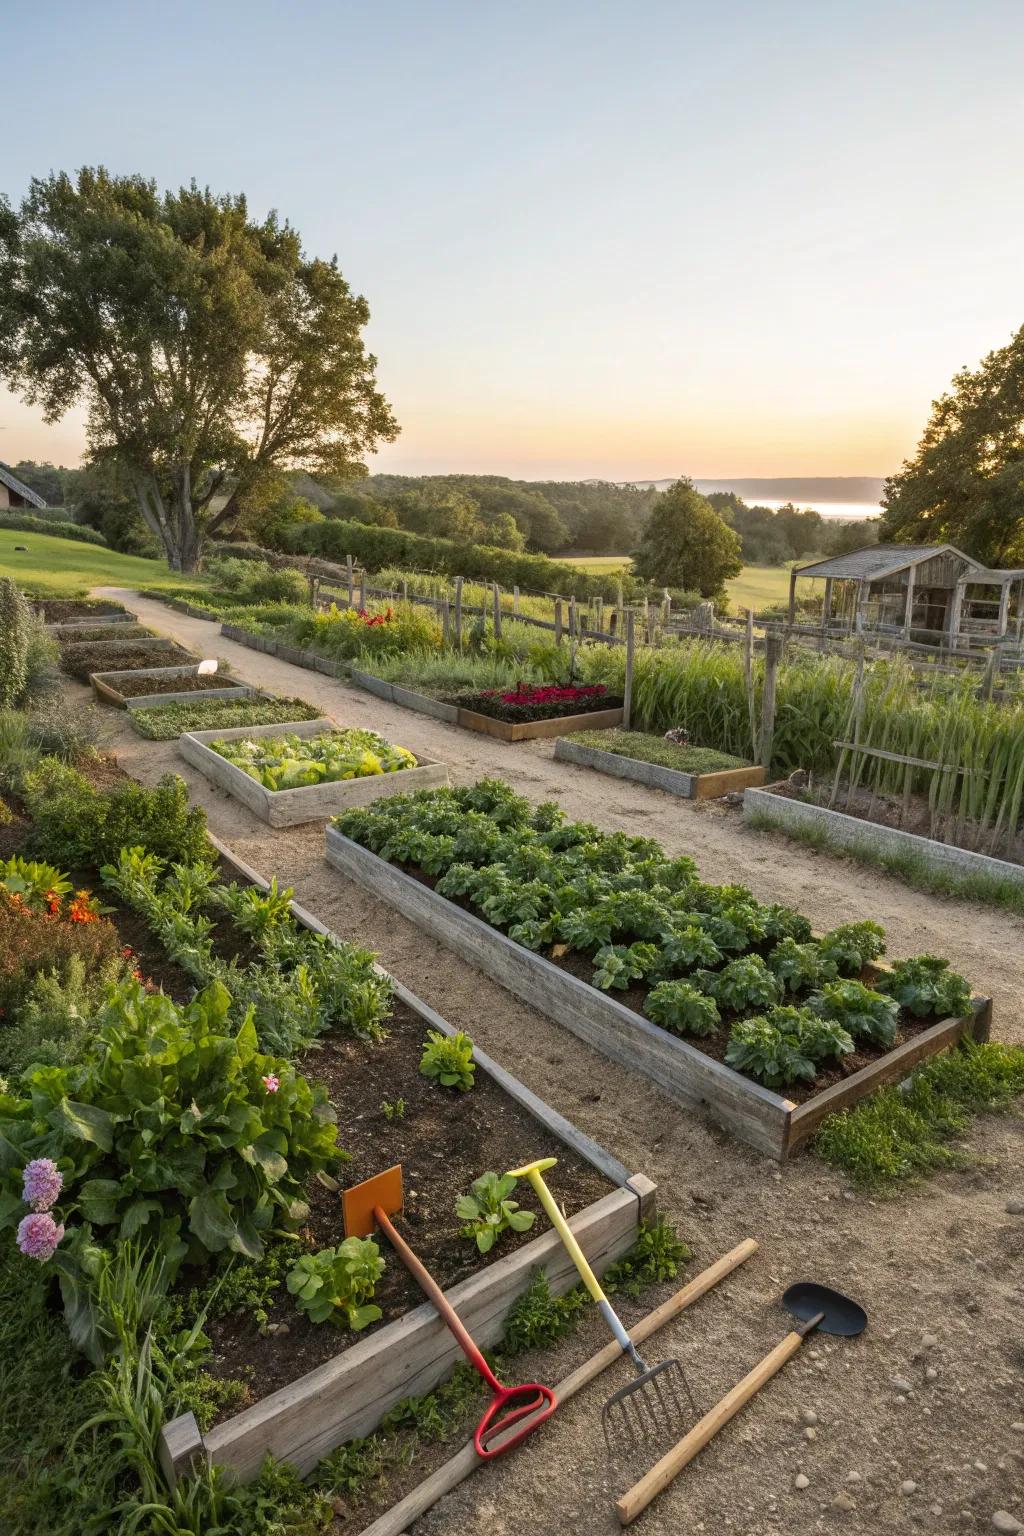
[559,555,812,615]
[0,528,197,594]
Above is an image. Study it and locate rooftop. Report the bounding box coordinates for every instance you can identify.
[0,463,47,510]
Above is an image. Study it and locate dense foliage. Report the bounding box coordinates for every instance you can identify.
[211,728,417,788]
[334,780,972,1089]
[130,693,322,740]
[633,479,742,598]
[0,578,31,708]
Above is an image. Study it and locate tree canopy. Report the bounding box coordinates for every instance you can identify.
[881,325,1024,565]
[632,478,743,596]
[0,168,397,570]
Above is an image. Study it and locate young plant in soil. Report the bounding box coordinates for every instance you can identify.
[419,1029,476,1090]
[286,1238,386,1330]
[456,1172,535,1253]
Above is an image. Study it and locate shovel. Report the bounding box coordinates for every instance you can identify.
[507,1157,696,1460]
[342,1164,557,1459]
[615,1280,868,1525]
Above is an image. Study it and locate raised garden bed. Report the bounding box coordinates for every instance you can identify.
[160,836,650,1486]
[129,694,324,741]
[744,783,1024,892]
[62,638,195,680]
[350,668,459,723]
[220,622,345,677]
[52,621,154,644]
[324,814,992,1161]
[178,719,448,826]
[555,731,766,799]
[348,669,625,741]
[34,597,129,624]
[92,665,255,710]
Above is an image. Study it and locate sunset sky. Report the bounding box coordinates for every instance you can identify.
[2,0,1022,482]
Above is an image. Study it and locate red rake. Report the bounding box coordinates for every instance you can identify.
[342,1165,557,1459]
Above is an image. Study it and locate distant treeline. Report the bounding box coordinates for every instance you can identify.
[8,459,879,569]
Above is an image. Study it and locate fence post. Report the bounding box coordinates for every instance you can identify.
[346,555,354,605]
[441,597,451,645]
[662,593,671,628]
[492,583,502,638]
[568,595,577,638]
[513,585,520,616]
[401,579,408,603]
[623,610,636,730]
[554,598,563,645]
[454,576,463,647]
[760,630,783,771]
[358,570,366,610]
[595,595,604,633]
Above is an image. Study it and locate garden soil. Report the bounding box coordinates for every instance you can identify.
[86,589,1024,1536]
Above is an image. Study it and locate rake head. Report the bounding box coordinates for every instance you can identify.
[601,1356,697,1466]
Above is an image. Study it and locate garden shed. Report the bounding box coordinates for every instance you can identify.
[788,543,1024,644]
[0,462,47,511]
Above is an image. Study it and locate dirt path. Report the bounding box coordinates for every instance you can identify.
[90,589,1024,1536]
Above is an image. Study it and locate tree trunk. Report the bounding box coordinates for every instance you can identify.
[133,470,204,573]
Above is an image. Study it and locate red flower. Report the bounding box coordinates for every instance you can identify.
[487,683,607,707]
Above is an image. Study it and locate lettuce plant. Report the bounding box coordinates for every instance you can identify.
[656,923,722,975]
[810,979,899,1048]
[768,939,838,995]
[817,920,886,976]
[286,1238,385,1329]
[725,1015,817,1089]
[592,942,659,991]
[878,956,972,1019]
[420,1029,476,1090]
[697,955,780,1012]
[456,1172,535,1253]
[0,980,340,1273]
[644,981,720,1037]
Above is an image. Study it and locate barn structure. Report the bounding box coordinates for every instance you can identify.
[788,544,1024,645]
[0,463,47,512]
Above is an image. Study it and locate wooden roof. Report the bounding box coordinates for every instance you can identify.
[0,463,47,509]
[794,544,982,582]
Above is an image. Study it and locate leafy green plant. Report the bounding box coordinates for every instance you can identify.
[602,1217,691,1299]
[501,1271,590,1355]
[0,855,72,909]
[656,923,722,974]
[455,1173,535,1253]
[286,1238,385,1330]
[768,938,838,995]
[592,942,659,991]
[212,728,416,789]
[130,694,322,741]
[215,877,295,943]
[698,954,780,1012]
[0,980,342,1302]
[879,955,972,1018]
[419,1029,475,1091]
[810,978,899,1048]
[380,1097,406,1121]
[0,578,30,708]
[725,1013,817,1089]
[25,761,212,870]
[643,980,720,1037]
[817,920,886,976]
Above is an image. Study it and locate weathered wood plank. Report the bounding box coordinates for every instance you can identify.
[325,829,790,1157]
[554,738,764,800]
[456,706,625,743]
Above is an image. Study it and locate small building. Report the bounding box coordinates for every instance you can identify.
[788,543,1024,646]
[0,463,47,512]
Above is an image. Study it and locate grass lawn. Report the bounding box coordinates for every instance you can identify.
[0,527,198,595]
[565,728,749,773]
[561,554,632,574]
[724,563,824,614]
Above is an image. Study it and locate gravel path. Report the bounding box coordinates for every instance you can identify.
[90,589,1024,1535]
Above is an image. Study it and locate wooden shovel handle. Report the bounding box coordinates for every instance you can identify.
[616,1328,806,1526]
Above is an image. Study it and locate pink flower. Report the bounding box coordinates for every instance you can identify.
[17,1211,65,1261]
[22,1158,62,1212]
[262,1074,280,1093]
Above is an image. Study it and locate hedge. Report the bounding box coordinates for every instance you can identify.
[0,512,108,546]
[278,518,639,601]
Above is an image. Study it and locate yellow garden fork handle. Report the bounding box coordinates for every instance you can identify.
[507,1157,645,1367]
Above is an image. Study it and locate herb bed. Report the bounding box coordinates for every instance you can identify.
[555,730,766,799]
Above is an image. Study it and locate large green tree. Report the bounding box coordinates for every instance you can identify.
[632,478,742,596]
[0,169,397,570]
[881,326,1024,565]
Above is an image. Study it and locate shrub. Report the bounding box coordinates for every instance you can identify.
[0,980,341,1279]
[0,579,31,708]
[0,955,128,1076]
[0,512,107,544]
[0,889,122,1020]
[24,763,212,869]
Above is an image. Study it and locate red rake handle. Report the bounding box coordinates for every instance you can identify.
[374,1205,557,1459]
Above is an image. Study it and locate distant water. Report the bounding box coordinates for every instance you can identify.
[744,498,881,520]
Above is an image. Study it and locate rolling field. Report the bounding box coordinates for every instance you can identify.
[0,527,193,594]
[562,554,805,613]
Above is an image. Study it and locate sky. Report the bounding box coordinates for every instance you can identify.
[1,0,1022,484]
